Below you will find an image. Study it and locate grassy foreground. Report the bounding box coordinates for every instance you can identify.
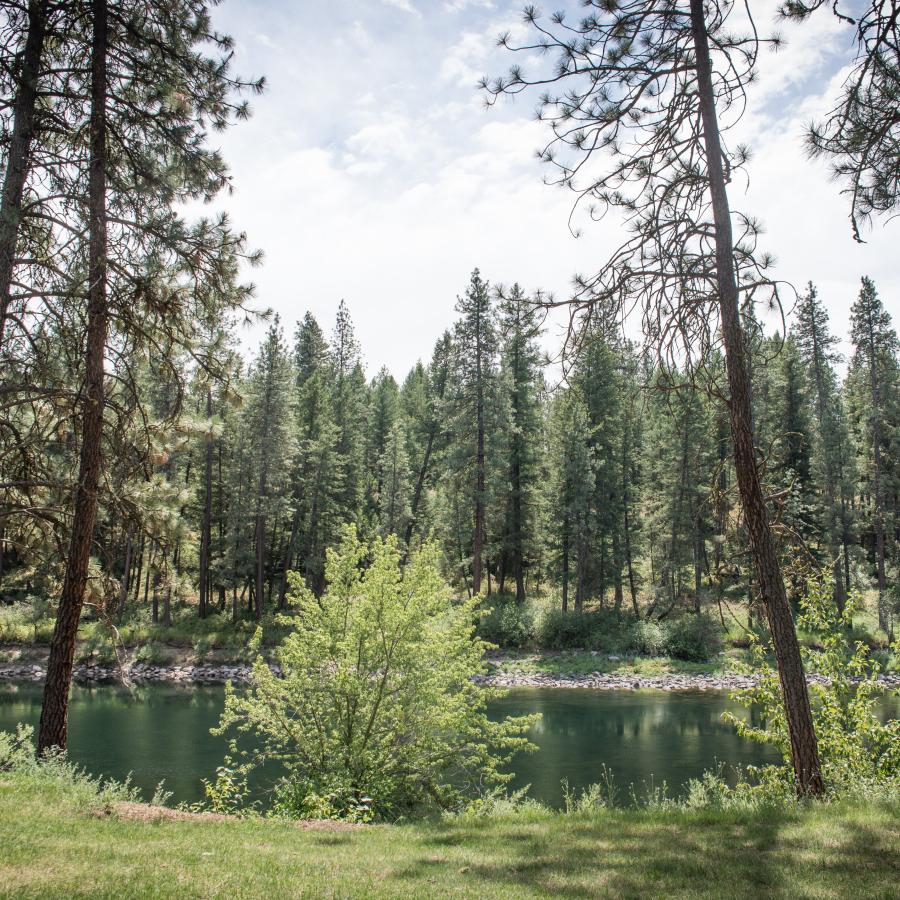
[2,776,898,898]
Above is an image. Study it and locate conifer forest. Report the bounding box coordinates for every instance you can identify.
[0,2,899,896]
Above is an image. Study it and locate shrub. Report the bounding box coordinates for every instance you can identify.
[536,608,633,651]
[477,595,534,649]
[725,575,900,795]
[663,614,722,661]
[215,527,537,821]
[628,619,667,656]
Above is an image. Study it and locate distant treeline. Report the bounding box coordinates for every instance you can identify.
[3,270,897,630]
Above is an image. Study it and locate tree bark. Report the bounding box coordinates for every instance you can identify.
[690,0,823,795]
[0,0,48,353]
[865,321,888,629]
[198,390,213,619]
[38,0,108,754]
[116,531,132,622]
[473,310,485,595]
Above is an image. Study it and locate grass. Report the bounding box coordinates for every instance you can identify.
[488,650,742,678]
[1,773,898,898]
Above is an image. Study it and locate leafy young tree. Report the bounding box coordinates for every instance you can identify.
[486,0,824,793]
[215,528,536,820]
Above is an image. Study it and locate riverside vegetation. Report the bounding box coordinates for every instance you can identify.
[1,546,898,895]
[1,0,900,895]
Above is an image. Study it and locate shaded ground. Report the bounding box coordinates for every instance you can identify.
[2,776,898,898]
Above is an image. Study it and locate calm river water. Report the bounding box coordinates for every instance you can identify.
[3,683,895,808]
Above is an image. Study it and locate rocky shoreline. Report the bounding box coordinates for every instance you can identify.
[2,659,899,692]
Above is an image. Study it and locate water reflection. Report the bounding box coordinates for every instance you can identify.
[0,683,896,808]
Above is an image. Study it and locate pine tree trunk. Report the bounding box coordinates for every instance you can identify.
[254,510,265,620]
[808,310,847,611]
[404,429,435,553]
[561,530,569,612]
[116,531,132,622]
[690,0,822,795]
[278,509,300,608]
[612,531,624,611]
[131,535,144,603]
[38,0,108,755]
[473,380,485,595]
[866,333,888,629]
[198,389,213,620]
[0,0,48,352]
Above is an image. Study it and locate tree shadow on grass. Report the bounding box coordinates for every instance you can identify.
[388,807,899,898]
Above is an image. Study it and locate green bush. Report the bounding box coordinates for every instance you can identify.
[663,615,722,661]
[476,595,534,649]
[215,527,537,821]
[628,619,667,656]
[726,575,900,796]
[536,608,633,651]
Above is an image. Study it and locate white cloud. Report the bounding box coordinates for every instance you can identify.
[203,0,897,378]
[440,30,493,86]
[444,0,496,10]
[381,0,420,15]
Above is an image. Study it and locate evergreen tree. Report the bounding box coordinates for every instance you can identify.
[547,387,594,611]
[497,284,544,601]
[244,317,294,619]
[849,276,899,629]
[793,283,853,607]
[402,333,452,554]
[289,312,342,597]
[445,269,498,595]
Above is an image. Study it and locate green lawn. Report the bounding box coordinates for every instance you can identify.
[2,775,898,898]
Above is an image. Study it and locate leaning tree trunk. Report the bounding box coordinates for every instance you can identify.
[0,0,48,352]
[690,0,823,795]
[38,0,108,754]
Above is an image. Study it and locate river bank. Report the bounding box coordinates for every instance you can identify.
[3,645,899,691]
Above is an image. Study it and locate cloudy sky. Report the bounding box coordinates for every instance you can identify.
[204,0,897,378]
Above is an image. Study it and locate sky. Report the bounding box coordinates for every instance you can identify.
[203,0,898,379]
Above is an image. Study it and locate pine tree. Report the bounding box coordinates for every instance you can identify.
[402,333,452,553]
[485,0,824,792]
[289,312,342,597]
[330,300,367,527]
[378,421,411,540]
[497,284,544,602]
[849,276,899,630]
[445,269,498,595]
[793,283,853,608]
[547,388,594,611]
[244,317,294,619]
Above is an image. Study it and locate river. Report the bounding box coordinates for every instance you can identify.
[2,683,896,808]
